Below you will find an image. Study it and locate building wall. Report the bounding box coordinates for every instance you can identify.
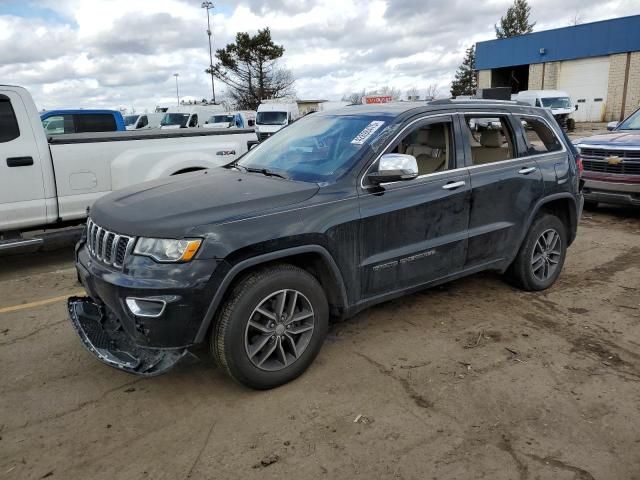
[528,63,544,90]
[605,51,640,121]
[606,53,629,121]
[478,70,491,89]
[624,52,640,118]
[542,62,560,90]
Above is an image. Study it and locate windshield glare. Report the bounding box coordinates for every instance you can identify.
[257,111,287,125]
[237,114,392,183]
[124,115,139,126]
[161,113,190,127]
[618,109,640,130]
[541,97,572,109]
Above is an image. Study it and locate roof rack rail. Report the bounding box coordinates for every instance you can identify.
[428,98,530,106]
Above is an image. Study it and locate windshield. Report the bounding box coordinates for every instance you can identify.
[161,113,190,127]
[209,114,235,124]
[237,114,392,183]
[541,97,572,109]
[124,115,139,126]
[618,109,640,130]
[257,111,287,125]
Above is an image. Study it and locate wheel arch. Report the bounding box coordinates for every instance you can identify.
[194,245,348,343]
[522,193,579,249]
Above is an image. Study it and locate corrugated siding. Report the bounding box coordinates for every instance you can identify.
[476,15,640,70]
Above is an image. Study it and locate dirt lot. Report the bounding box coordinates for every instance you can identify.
[1,207,639,480]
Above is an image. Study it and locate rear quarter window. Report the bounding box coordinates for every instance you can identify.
[0,96,20,143]
[517,116,563,155]
[75,114,117,133]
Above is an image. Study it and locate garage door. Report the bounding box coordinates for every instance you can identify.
[558,56,610,122]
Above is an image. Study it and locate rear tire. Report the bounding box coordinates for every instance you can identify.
[505,214,567,291]
[211,264,328,389]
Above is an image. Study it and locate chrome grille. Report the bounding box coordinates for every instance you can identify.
[86,218,135,268]
[580,148,640,160]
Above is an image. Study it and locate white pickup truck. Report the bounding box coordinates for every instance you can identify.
[0,85,258,253]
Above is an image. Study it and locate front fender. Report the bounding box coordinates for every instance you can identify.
[193,245,348,343]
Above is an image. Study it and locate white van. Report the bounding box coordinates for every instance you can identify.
[203,111,256,129]
[124,113,163,130]
[255,100,300,141]
[160,105,224,129]
[513,90,576,130]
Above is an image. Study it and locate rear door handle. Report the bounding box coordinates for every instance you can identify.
[442,181,465,190]
[518,166,537,175]
[6,156,34,167]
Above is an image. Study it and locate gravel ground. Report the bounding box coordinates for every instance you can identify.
[1,203,638,480]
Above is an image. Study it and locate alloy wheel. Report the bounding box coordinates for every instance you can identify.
[530,228,562,282]
[244,289,315,371]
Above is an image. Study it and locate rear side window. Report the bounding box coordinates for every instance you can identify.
[140,116,148,127]
[75,114,117,133]
[463,115,516,166]
[0,96,20,142]
[188,114,198,127]
[518,117,563,155]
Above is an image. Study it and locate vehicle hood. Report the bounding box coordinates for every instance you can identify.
[90,168,319,238]
[574,131,640,147]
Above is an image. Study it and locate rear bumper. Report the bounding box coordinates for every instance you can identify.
[583,178,640,206]
[68,297,187,375]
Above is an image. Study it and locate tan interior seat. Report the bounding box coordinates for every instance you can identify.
[471,130,511,165]
[405,125,449,175]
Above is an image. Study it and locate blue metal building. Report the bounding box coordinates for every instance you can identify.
[475,15,640,122]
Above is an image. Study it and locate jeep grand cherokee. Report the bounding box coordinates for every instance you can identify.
[69,100,583,389]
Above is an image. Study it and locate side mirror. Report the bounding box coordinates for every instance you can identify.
[574,104,579,111]
[607,121,619,131]
[367,154,418,184]
[204,121,209,124]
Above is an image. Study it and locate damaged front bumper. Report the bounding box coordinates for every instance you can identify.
[68,296,187,376]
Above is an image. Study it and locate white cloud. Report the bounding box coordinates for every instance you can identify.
[0,0,637,111]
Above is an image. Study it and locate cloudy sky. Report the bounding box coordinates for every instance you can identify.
[1,0,638,112]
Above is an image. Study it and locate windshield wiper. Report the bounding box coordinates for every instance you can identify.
[244,166,288,179]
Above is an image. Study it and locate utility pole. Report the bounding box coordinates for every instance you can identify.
[201,1,216,104]
[173,73,180,106]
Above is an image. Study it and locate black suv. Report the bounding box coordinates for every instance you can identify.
[69,100,583,389]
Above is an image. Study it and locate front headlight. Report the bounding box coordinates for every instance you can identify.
[133,238,202,263]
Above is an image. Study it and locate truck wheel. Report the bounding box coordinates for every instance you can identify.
[212,264,328,389]
[566,118,576,132]
[505,214,567,291]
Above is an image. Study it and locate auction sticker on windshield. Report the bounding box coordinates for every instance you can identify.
[351,121,385,145]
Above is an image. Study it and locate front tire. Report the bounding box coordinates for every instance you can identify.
[212,264,328,389]
[506,214,567,291]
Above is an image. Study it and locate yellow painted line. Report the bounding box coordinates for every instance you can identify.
[0,291,85,314]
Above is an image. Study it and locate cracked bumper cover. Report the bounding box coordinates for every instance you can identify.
[68,296,187,376]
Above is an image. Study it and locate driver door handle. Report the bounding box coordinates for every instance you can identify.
[518,166,537,175]
[442,181,465,190]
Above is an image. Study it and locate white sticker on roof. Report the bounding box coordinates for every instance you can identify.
[351,121,385,145]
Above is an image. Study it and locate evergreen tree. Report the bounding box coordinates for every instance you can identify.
[495,0,536,39]
[450,46,477,97]
[213,28,295,110]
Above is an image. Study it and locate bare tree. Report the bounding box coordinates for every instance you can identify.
[406,87,420,100]
[341,90,365,105]
[424,84,440,99]
[569,11,582,26]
